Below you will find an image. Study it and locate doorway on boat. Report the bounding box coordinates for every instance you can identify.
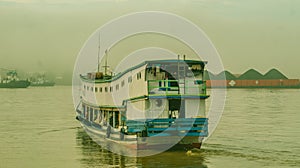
[168,99,185,118]
[108,110,120,128]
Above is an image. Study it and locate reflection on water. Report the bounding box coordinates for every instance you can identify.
[76,128,139,167]
[76,128,207,168]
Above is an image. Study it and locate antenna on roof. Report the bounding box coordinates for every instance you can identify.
[97,33,101,72]
[104,49,109,75]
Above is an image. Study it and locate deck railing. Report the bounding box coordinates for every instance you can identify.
[126,118,208,137]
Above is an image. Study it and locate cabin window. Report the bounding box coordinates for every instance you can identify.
[87,86,90,91]
[95,87,98,92]
[116,84,119,91]
[137,72,142,80]
[82,105,86,117]
[128,76,132,83]
[121,80,125,87]
[110,86,113,92]
[105,87,108,92]
[103,112,107,126]
[84,85,86,90]
[89,108,93,121]
[114,112,119,128]
[100,87,102,92]
[109,112,112,126]
[94,109,99,122]
[91,87,93,92]
[189,64,202,76]
[98,110,102,123]
[86,106,90,119]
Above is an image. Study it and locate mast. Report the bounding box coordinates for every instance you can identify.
[97,33,101,72]
[105,50,107,75]
[103,49,109,76]
[96,33,109,76]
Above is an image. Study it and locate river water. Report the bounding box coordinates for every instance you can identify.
[0,86,299,168]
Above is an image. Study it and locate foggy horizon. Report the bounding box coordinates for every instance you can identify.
[1,0,299,80]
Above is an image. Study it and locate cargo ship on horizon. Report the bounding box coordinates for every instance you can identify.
[29,73,55,87]
[0,70,30,88]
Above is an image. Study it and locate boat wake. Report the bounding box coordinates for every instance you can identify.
[37,126,80,135]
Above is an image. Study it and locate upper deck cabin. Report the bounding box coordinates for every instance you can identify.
[80,59,208,98]
[78,59,209,129]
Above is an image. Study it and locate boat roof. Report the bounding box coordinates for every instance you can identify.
[80,59,207,83]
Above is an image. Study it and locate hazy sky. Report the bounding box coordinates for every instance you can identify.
[0,0,299,78]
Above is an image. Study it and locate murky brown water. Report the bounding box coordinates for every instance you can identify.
[0,86,299,167]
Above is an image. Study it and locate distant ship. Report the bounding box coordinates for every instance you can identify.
[0,70,30,88]
[29,74,55,87]
[75,57,209,156]
[30,81,55,87]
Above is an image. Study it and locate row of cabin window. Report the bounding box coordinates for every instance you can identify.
[83,72,142,92]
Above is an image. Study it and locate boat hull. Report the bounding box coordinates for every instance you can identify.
[0,80,30,88]
[77,116,203,157]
